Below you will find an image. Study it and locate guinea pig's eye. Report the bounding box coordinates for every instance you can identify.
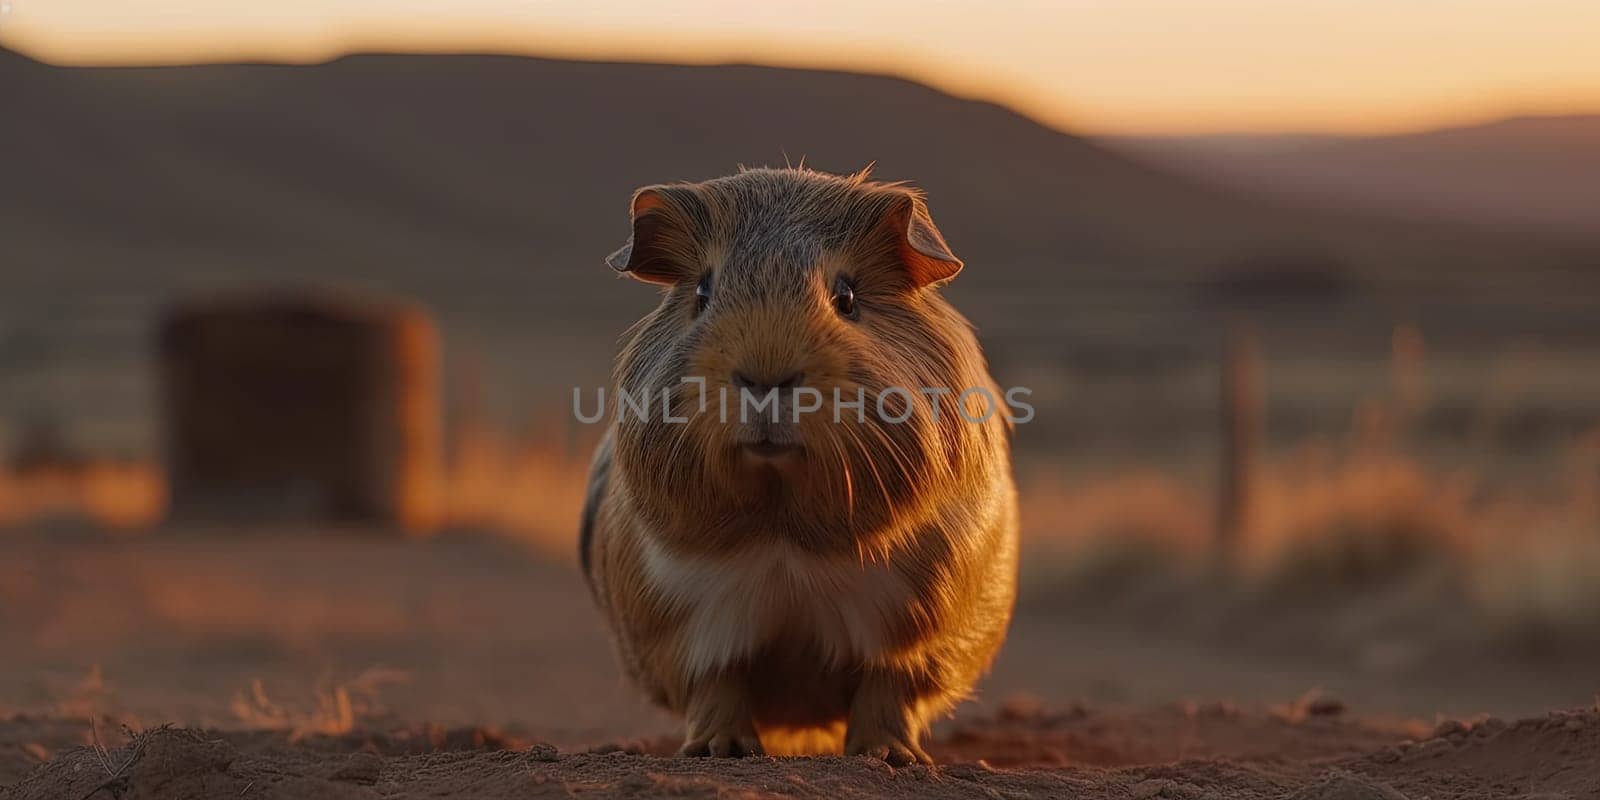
[694,274,712,315]
[831,276,858,320]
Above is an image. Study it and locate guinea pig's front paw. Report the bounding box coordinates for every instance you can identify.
[676,725,764,758]
[844,730,933,766]
[678,675,764,758]
[845,674,935,766]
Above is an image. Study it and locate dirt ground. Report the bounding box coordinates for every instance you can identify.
[3,529,1599,798]
[4,706,1600,798]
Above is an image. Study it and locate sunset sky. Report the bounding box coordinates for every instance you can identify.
[1,0,1596,135]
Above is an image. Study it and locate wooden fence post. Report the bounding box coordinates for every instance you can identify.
[1217,325,1263,572]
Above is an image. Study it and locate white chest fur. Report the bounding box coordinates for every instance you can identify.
[640,536,911,679]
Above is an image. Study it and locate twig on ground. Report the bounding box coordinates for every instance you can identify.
[79,718,151,800]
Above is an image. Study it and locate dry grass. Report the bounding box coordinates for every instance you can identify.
[432,420,595,561]
[1247,444,1476,591]
[6,434,1597,651]
[1017,328,1600,647]
[229,668,411,740]
[1018,470,1211,592]
[0,420,595,562]
[0,462,165,530]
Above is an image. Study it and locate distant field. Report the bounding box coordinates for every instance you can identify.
[3,48,1598,476]
[4,282,1598,491]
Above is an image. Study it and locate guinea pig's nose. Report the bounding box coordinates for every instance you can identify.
[731,370,805,391]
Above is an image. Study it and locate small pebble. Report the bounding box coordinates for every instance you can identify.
[327,752,383,784]
[1131,779,1174,799]
[1410,738,1453,759]
[525,743,561,762]
[1308,697,1347,717]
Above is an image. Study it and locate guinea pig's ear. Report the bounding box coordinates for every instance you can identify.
[605,186,698,286]
[883,192,963,288]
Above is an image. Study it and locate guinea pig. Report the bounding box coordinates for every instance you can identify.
[580,166,1019,765]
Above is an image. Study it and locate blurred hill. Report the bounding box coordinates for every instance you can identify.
[2,46,1598,455]
[4,47,1596,304]
[1106,116,1600,241]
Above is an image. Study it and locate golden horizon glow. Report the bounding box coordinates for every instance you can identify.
[2,0,1598,136]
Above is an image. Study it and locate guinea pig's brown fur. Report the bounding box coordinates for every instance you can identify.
[581,167,1019,765]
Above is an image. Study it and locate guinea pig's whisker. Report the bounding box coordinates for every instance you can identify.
[819,426,855,524]
[836,423,897,516]
[852,411,922,488]
[656,414,691,479]
[835,440,855,524]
